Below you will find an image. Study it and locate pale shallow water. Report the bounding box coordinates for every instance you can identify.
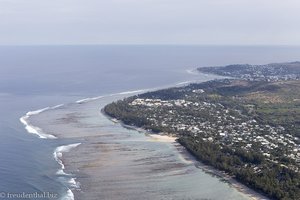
[1,45,299,199]
[28,91,257,200]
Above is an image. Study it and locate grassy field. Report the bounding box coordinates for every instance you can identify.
[236,80,300,138]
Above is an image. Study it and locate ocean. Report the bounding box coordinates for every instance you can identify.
[1,45,300,200]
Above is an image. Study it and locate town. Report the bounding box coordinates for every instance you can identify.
[129,97,299,166]
[104,63,300,200]
[198,62,300,81]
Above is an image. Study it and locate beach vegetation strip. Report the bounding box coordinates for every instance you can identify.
[103,78,300,200]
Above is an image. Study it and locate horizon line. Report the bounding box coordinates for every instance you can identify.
[1,44,300,47]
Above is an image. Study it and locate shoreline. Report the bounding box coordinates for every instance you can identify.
[21,75,270,200]
[102,109,270,200]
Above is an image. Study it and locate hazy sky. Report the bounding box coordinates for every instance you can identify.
[0,0,300,45]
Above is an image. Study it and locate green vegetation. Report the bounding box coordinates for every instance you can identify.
[178,137,300,200]
[198,62,300,81]
[104,79,300,199]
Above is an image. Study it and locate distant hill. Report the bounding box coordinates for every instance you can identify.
[198,62,300,81]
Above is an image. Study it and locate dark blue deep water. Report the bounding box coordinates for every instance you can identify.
[1,45,300,199]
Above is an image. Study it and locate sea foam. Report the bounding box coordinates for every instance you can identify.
[75,89,147,104]
[118,89,146,95]
[53,143,81,200]
[54,143,81,171]
[175,81,192,86]
[19,104,64,139]
[186,68,200,75]
[62,189,75,200]
[75,96,104,103]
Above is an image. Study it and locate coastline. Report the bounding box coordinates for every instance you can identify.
[102,110,270,200]
[20,77,270,200]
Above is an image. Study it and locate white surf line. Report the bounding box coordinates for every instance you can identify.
[75,89,149,104]
[75,67,209,105]
[75,96,104,103]
[118,89,147,95]
[19,104,64,139]
[186,68,201,75]
[62,189,75,200]
[19,104,80,200]
[20,68,213,199]
[53,143,81,200]
[175,80,193,86]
